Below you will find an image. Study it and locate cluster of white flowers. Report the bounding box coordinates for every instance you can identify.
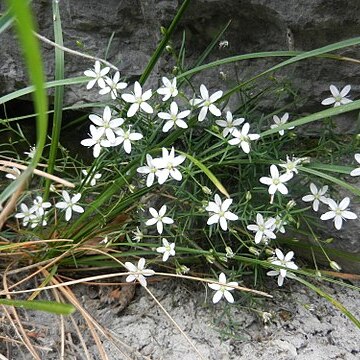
[15,196,51,228]
[301,183,358,230]
[81,105,143,157]
[137,147,186,187]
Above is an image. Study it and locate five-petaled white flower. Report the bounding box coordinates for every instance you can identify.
[247,213,276,244]
[274,215,287,234]
[157,77,178,101]
[124,258,155,287]
[156,238,176,262]
[189,84,223,122]
[145,205,174,234]
[28,212,48,228]
[267,249,298,286]
[158,101,190,132]
[350,154,360,177]
[260,165,293,196]
[89,106,124,142]
[15,203,34,227]
[205,194,238,231]
[30,196,51,216]
[228,122,260,154]
[137,154,158,187]
[121,81,153,117]
[84,60,110,89]
[5,167,21,180]
[278,156,307,175]
[82,170,102,186]
[270,113,294,136]
[321,85,352,107]
[99,71,127,99]
[80,125,104,158]
[302,183,329,212]
[320,197,357,230]
[208,272,238,304]
[216,111,245,137]
[112,126,143,154]
[132,227,144,243]
[152,147,186,184]
[55,191,84,221]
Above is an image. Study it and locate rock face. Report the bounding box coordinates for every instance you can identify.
[0,0,359,268]
[1,0,359,115]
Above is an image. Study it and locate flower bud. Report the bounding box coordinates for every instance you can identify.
[245,191,252,201]
[202,186,212,195]
[329,261,341,272]
[165,45,172,53]
[286,199,296,210]
[225,246,234,258]
[249,247,260,256]
[160,26,167,35]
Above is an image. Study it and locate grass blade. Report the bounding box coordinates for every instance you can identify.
[44,0,65,199]
[0,298,76,315]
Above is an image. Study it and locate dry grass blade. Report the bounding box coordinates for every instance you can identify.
[47,273,109,360]
[51,287,66,359]
[69,315,94,360]
[144,286,206,360]
[0,177,25,230]
[0,354,10,360]
[2,265,41,360]
[0,160,75,188]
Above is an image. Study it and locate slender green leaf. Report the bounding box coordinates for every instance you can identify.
[0,298,75,315]
[139,0,191,85]
[299,166,360,196]
[178,151,230,197]
[44,0,64,199]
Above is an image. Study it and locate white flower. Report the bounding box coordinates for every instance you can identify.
[99,71,127,99]
[208,272,238,304]
[121,81,153,117]
[274,215,287,234]
[205,194,238,231]
[55,191,84,221]
[302,183,329,212]
[84,60,110,89]
[228,122,260,154]
[15,203,35,227]
[124,258,155,287]
[145,205,174,234]
[157,77,178,101]
[158,101,190,132]
[107,126,143,154]
[152,147,186,184]
[24,146,36,159]
[320,197,357,230]
[321,84,352,107]
[28,212,48,228]
[189,84,223,122]
[216,111,244,137]
[89,106,124,142]
[350,153,360,176]
[259,165,293,195]
[81,170,102,186]
[278,156,307,175]
[80,124,104,158]
[5,167,21,180]
[132,227,144,243]
[30,196,51,216]
[270,113,294,136]
[247,213,276,244]
[156,238,176,262]
[267,249,298,286]
[137,154,158,187]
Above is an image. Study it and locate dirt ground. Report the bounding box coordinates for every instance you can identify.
[1,277,359,359]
